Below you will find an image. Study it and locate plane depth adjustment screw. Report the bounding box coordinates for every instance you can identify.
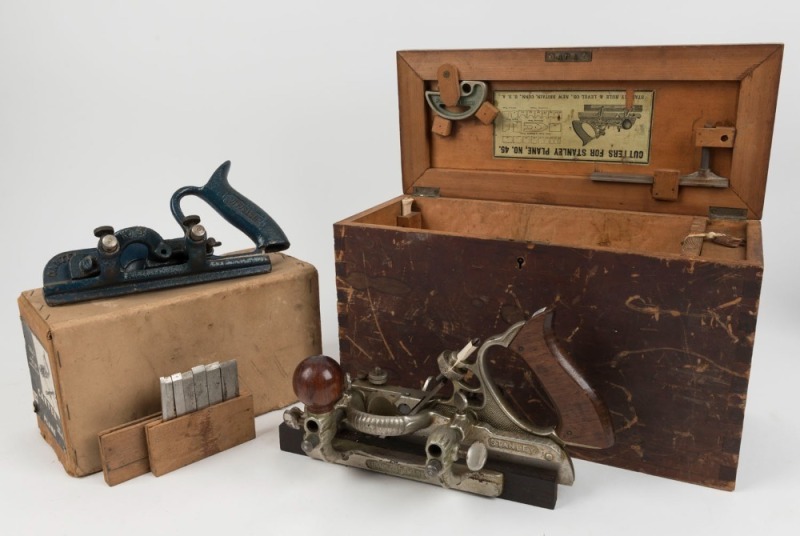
[368,366,388,385]
[425,459,443,478]
[101,235,119,253]
[79,256,96,271]
[94,226,119,254]
[190,224,207,241]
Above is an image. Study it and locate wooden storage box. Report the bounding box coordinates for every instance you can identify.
[334,45,782,490]
[19,253,321,477]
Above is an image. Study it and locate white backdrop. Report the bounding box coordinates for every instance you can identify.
[1,1,798,534]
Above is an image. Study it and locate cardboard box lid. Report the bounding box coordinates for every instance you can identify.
[397,44,782,219]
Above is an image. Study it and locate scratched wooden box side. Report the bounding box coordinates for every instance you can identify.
[18,253,321,477]
[335,44,780,490]
[335,221,761,490]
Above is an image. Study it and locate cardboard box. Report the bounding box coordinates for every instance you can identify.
[334,45,782,490]
[19,253,320,476]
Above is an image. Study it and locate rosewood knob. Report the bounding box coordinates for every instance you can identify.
[292,355,344,413]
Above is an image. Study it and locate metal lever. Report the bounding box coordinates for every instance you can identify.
[425,81,488,121]
[171,161,290,253]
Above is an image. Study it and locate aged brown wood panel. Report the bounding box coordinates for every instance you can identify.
[335,223,761,490]
[397,45,782,218]
[399,45,780,82]
[145,393,255,477]
[98,413,161,486]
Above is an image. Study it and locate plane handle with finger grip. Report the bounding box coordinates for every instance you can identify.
[511,309,615,449]
[170,160,290,253]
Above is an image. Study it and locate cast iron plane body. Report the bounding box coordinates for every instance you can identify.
[42,161,289,305]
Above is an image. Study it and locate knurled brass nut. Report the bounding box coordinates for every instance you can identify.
[100,234,119,253]
[190,224,207,241]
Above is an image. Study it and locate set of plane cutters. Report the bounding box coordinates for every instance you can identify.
[159,360,239,420]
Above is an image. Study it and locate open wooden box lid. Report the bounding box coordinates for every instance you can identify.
[397,44,782,219]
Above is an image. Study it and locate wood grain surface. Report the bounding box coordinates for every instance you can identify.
[146,393,255,477]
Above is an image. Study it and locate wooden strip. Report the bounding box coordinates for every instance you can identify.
[746,221,763,265]
[652,169,680,201]
[398,45,782,82]
[696,127,736,148]
[396,212,422,228]
[397,53,431,194]
[431,115,452,137]
[146,392,255,477]
[625,88,635,109]
[338,196,402,226]
[437,63,460,107]
[418,168,752,218]
[681,217,708,257]
[728,46,783,218]
[98,413,161,486]
[475,101,499,125]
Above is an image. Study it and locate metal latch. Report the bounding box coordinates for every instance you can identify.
[412,186,440,198]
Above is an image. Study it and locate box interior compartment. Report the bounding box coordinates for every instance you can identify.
[350,196,759,264]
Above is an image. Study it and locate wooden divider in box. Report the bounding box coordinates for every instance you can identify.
[335,44,781,490]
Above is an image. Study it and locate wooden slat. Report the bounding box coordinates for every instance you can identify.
[397,53,430,193]
[396,212,422,228]
[98,413,161,486]
[746,222,764,265]
[695,127,736,148]
[652,169,680,201]
[436,63,460,107]
[398,45,783,82]
[417,168,752,218]
[145,393,255,477]
[681,217,708,257]
[728,46,783,218]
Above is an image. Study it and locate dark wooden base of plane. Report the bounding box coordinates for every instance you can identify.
[279,422,559,508]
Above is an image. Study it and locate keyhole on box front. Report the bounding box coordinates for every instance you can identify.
[516,257,525,269]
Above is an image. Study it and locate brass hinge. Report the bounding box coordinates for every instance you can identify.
[708,206,747,220]
[413,186,440,198]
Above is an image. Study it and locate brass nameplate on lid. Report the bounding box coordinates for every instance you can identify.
[493,90,655,164]
[545,50,592,62]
